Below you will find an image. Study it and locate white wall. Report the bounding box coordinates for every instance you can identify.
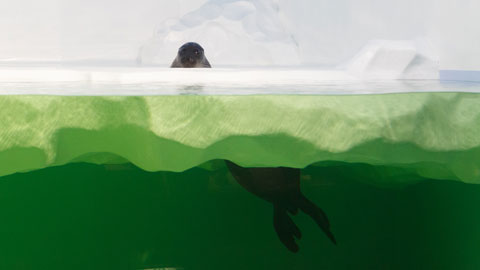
[429,0,480,70]
[0,0,478,70]
[0,0,184,62]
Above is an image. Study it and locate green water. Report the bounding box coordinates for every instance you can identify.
[0,162,479,269]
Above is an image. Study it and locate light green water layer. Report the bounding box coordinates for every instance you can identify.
[1,93,480,184]
[0,163,479,270]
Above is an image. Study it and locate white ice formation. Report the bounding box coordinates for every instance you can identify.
[346,40,439,79]
[137,0,299,66]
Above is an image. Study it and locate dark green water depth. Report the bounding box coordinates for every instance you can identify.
[0,163,479,269]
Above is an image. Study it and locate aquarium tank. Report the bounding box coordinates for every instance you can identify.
[0,0,479,269]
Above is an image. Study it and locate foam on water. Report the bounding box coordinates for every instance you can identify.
[0,66,478,95]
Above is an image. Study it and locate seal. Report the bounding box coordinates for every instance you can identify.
[226,161,336,253]
[171,42,211,68]
[169,44,335,252]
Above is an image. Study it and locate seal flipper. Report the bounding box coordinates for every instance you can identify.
[273,204,302,253]
[296,195,337,245]
[287,204,299,215]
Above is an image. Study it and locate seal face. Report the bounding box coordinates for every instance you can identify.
[171,42,211,68]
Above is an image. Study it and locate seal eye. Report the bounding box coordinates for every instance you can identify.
[194,50,199,55]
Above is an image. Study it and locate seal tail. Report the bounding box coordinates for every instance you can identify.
[273,204,302,253]
[296,195,337,245]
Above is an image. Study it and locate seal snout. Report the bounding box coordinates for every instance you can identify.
[185,56,195,64]
[180,56,196,68]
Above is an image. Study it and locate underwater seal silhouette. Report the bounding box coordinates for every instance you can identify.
[170,43,335,252]
[225,161,336,252]
[171,42,211,68]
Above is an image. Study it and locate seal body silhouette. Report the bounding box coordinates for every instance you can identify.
[226,161,336,253]
[171,42,211,68]
[169,44,334,252]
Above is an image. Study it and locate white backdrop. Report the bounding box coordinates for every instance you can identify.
[0,0,478,70]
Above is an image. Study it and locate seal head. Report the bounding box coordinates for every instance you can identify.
[171,42,211,68]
